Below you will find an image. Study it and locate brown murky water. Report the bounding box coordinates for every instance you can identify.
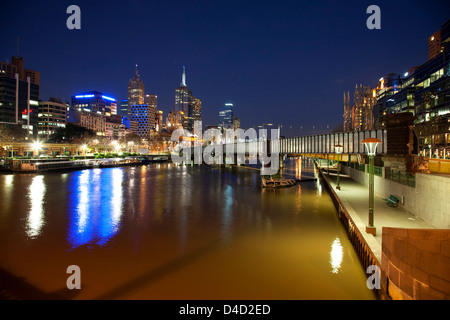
[0,158,375,299]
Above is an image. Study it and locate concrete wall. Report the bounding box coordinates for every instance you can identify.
[382,227,450,300]
[344,166,450,229]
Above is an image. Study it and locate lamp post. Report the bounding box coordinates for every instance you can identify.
[362,138,382,236]
[334,145,343,190]
[32,141,42,158]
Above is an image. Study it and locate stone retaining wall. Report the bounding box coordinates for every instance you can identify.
[382,228,450,300]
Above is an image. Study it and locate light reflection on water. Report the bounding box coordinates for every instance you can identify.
[27,175,46,238]
[67,168,124,249]
[0,159,375,299]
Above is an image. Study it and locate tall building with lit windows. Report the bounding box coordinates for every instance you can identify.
[128,65,145,112]
[71,91,117,115]
[38,97,67,140]
[129,104,153,140]
[190,96,202,131]
[342,85,376,132]
[373,19,450,156]
[145,94,157,131]
[219,103,234,129]
[175,66,192,129]
[0,56,40,136]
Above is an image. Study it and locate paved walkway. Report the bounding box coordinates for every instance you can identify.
[317,164,434,261]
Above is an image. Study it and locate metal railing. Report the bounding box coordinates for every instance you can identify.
[374,166,383,177]
[385,168,416,188]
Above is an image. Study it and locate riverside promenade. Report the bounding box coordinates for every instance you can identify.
[315,160,450,300]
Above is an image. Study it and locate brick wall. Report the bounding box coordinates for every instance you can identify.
[382,227,450,299]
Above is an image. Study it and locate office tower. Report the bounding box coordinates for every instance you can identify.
[175,66,192,128]
[343,92,352,132]
[145,94,157,131]
[71,91,117,115]
[129,104,153,140]
[351,85,376,131]
[233,116,240,130]
[0,56,40,136]
[414,19,450,155]
[189,96,202,131]
[374,19,450,155]
[155,110,163,132]
[119,99,128,117]
[38,98,67,140]
[428,30,443,61]
[128,64,145,113]
[219,103,234,129]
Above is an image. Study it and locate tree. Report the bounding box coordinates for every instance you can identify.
[48,123,95,143]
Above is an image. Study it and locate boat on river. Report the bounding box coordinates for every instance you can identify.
[261,176,297,188]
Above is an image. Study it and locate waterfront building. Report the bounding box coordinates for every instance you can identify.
[375,19,450,156]
[68,107,106,136]
[0,56,40,136]
[106,114,126,140]
[38,98,67,141]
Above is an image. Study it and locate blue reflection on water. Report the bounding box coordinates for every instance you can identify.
[68,168,124,249]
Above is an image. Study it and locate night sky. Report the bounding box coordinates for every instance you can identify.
[1,0,449,136]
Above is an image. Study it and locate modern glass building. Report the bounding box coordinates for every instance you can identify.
[129,104,153,140]
[71,91,117,116]
[219,103,233,129]
[119,99,128,117]
[375,19,450,156]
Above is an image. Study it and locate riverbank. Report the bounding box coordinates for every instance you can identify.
[0,156,169,173]
[314,159,450,300]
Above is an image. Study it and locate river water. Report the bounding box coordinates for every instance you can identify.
[0,158,375,299]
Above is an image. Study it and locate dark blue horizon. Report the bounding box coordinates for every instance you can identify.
[1,0,449,136]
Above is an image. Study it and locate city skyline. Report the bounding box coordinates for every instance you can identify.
[1,0,449,136]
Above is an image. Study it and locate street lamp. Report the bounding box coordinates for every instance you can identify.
[81,144,87,156]
[32,141,42,158]
[334,145,343,190]
[362,137,382,236]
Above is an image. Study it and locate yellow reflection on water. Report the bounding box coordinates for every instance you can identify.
[27,175,46,238]
[4,174,14,187]
[330,237,343,274]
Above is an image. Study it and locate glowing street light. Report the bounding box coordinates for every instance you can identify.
[362,137,382,236]
[334,145,343,190]
[32,141,42,158]
[81,144,88,155]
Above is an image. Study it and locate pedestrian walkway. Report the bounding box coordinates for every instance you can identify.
[318,165,434,262]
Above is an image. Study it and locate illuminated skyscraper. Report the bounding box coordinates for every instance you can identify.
[128,65,145,113]
[71,91,117,115]
[145,94,157,131]
[175,66,192,129]
[219,103,233,129]
[0,56,40,136]
[190,96,202,131]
